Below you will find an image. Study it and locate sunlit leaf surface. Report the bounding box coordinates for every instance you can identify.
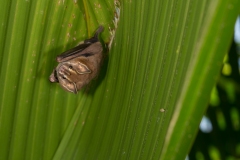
[0,0,239,159]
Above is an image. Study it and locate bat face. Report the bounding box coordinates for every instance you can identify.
[49,26,104,94]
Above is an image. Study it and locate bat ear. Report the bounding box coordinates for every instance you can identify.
[60,78,78,94]
[70,62,91,74]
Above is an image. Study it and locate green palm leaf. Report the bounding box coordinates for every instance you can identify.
[0,0,239,159]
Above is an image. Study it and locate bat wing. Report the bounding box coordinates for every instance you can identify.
[56,26,104,62]
[56,43,92,62]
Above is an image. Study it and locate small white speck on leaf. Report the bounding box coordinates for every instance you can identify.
[160,108,166,112]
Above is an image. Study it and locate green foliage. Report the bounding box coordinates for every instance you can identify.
[0,0,239,159]
[189,41,240,159]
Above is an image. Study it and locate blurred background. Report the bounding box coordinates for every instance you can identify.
[189,16,240,160]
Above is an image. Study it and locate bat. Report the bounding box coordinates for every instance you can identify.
[49,26,104,94]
